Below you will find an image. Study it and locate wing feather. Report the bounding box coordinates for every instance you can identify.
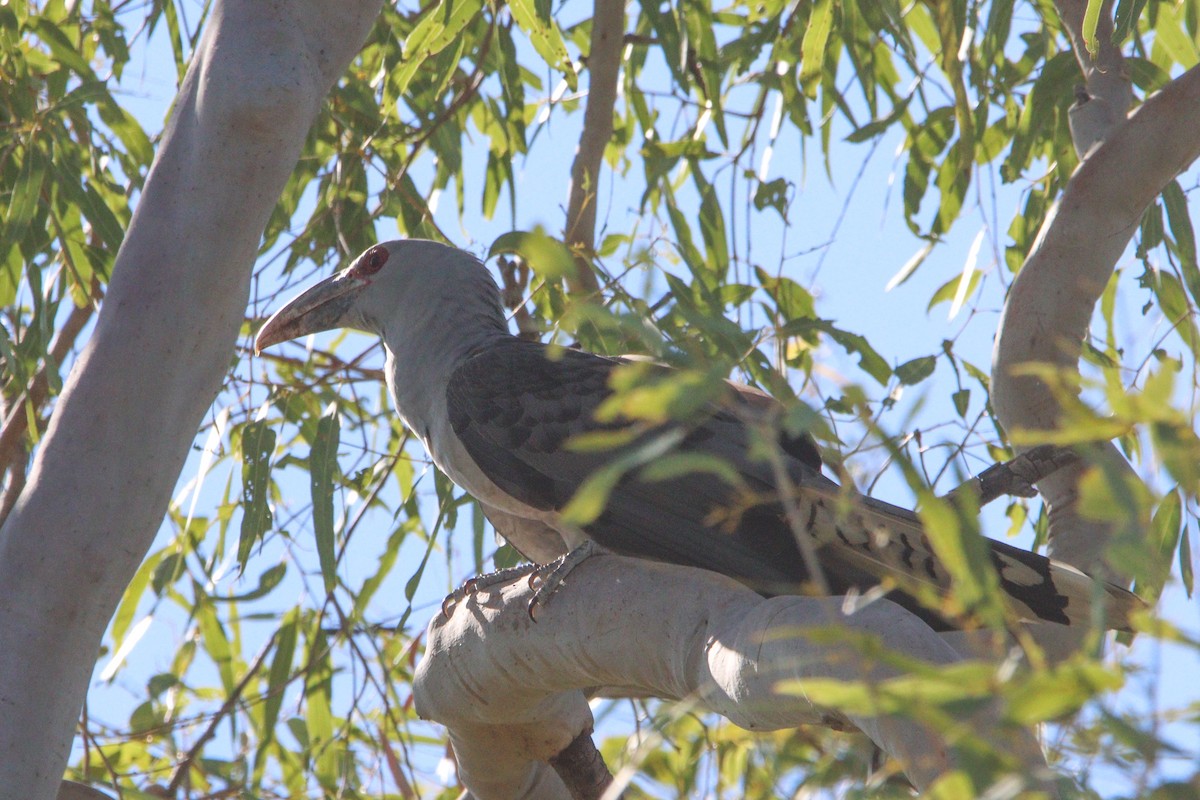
[446,339,1139,631]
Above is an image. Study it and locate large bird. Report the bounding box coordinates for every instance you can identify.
[255,239,1139,632]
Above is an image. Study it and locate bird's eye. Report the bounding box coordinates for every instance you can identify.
[357,245,389,276]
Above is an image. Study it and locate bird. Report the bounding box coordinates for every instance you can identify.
[255,238,1141,633]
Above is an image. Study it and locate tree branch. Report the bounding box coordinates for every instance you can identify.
[993,32,1200,574]
[0,3,382,798]
[564,0,625,295]
[1052,0,1132,155]
[415,557,1060,798]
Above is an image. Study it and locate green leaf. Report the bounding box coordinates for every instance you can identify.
[304,623,336,787]
[195,593,235,694]
[488,228,575,281]
[693,169,729,277]
[1113,0,1149,44]
[1162,181,1200,304]
[310,404,341,595]
[393,0,483,98]
[96,98,154,167]
[1132,489,1182,601]
[1143,267,1200,360]
[824,324,892,385]
[799,0,834,98]
[927,270,981,315]
[5,143,47,238]
[561,430,686,525]
[214,563,287,603]
[1005,661,1123,724]
[508,0,577,90]
[753,177,789,218]
[30,17,96,77]
[111,549,166,646]
[1180,524,1194,597]
[637,452,744,487]
[1081,0,1103,57]
[238,421,276,568]
[895,355,936,385]
[918,491,1007,629]
[253,610,298,788]
[354,523,410,618]
[845,94,913,143]
[952,388,970,418]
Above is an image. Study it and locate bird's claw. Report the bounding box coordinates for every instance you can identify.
[440,566,536,619]
[522,541,601,621]
[440,542,602,622]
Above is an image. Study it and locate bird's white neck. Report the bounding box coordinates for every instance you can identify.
[378,278,509,451]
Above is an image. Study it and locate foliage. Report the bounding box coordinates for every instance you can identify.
[2,0,1198,797]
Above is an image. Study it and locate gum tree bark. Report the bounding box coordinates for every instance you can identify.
[415,557,1061,799]
[0,2,380,798]
[992,6,1200,573]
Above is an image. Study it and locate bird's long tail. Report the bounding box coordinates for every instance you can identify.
[794,481,1142,632]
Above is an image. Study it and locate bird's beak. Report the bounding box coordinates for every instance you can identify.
[254,271,368,354]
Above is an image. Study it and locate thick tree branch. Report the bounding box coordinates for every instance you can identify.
[1053,0,1132,154]
[564,0,625,295]
[415,557,1060,798]
[993,53,1200,572]
[0,3,382,798]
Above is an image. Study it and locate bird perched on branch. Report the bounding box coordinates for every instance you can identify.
[256,239,1140,632]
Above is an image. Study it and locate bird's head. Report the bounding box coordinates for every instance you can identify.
[254,239,500,354]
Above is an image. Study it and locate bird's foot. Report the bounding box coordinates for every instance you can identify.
[440,562,540,618]
[439,541,603,621]
[525,540,602,621]
[945,444,1080,508]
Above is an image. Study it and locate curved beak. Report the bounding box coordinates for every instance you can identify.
[254,271,367,354]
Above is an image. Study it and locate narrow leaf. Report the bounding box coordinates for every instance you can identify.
[1180,524,1194,596]
[508,0,577,90]
[1162,181,1200,304]
[799,0,834,98]
[304,624,336,786]
[5,144,47,237]
[311,404,341,594]
[238,421,276,568]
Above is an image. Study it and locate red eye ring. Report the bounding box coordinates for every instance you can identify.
[357,245,389,276]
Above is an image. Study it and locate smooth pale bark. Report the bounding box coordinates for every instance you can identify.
[992,40,1200,572]
[1055,0,1132,155]
[0,2,380,798]
[415,557,1060,798]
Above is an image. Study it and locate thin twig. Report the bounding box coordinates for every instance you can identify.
[164,632,278,794]
[564,0,626,295]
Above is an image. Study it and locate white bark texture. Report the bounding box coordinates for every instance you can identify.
[1055,0,1132,156]
[415,556,1060,799]
[0,2,380,798]
[993,36,1200,574]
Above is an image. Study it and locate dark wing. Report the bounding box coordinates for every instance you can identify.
[446,339,884,600]
[446,338,1140,632]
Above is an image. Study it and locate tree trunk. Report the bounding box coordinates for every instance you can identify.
[0,3,380,797]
